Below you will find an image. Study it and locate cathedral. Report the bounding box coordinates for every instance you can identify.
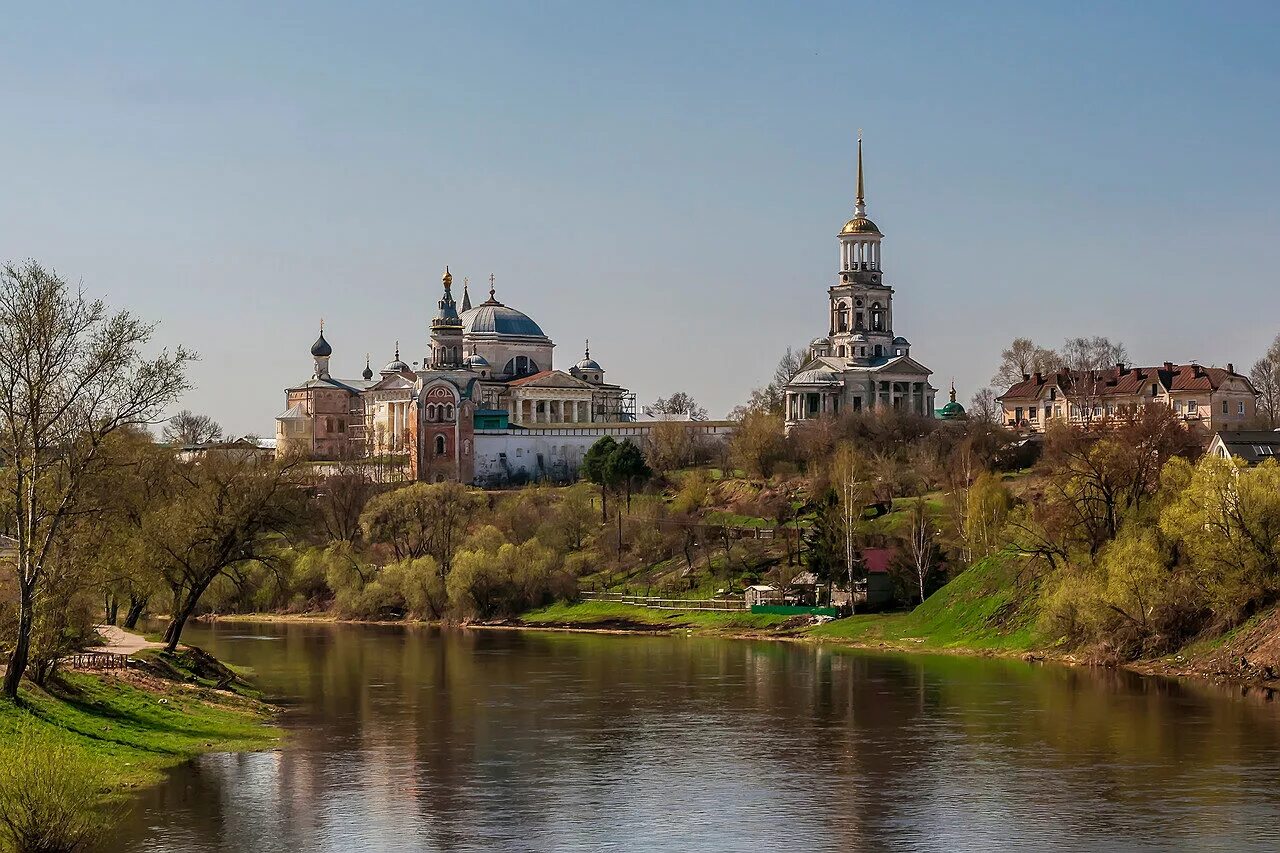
[784,137,935,427]
[275,272,641,484]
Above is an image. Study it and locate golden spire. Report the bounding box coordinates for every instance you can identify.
[857,130,864,205]
[950,378,957,404]
[442,265,452,288]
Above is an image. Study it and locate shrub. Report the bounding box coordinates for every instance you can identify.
[0,725,114,853]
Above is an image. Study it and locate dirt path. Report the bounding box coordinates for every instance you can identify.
[95,624,164,655]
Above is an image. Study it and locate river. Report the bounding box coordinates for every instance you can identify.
[111,622,1280,852]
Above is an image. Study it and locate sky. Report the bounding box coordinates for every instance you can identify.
[1,1,1278,433]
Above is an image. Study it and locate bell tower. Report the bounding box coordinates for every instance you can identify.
[430,267,463,369]
[829,133,895,363]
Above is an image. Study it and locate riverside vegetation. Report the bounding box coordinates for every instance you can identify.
[6,262,1280,850]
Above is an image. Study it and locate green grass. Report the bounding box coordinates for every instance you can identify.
[806,554,1043,652]
[0,669,279,794]
[521,600,799,631]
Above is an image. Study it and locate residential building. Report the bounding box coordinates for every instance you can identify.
[1207,430,1280,464]
[997,362,1257,433]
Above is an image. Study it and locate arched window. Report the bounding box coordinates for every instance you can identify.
[871,302,883,331]
[445,404,454,420]
[836,303,849,332]
[326,417,334,433]
[426,404,436,422]
[434,434,446,456]
[874,344,883,357]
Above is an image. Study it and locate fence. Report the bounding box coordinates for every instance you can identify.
[67,651,130,671]
[580,592,747,612]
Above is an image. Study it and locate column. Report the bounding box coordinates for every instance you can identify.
[556,400,564,422]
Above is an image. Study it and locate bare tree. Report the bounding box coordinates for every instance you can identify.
[0,261,192,696]
[647,392,708,421]
[162,409,223,446]
[905,498,936,605]
[831,444,870,604]
[969,387,1001,424]
[1060,336,1129,424]
[991,337,1061,388]
[735,345,807,418]
[1250,337,1280,427]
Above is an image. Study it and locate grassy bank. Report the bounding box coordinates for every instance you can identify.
[516,555,1045,655]
[520,600,800,632]
[0,653,279,796]
[807,555,1042,653]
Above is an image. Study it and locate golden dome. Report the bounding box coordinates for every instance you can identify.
[442,266,453,287]
[841,216,882,235]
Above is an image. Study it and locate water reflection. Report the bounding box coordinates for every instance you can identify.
[112,624,1280,852]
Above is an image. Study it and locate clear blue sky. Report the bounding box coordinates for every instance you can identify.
[2,1,1277,432]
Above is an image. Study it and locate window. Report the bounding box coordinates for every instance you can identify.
[1188,400,1197,416]
[874,344,883,357]
[1174,401,1182,414]
[1222,400,1229,415]
[1015,407,1024,422]
[837,304,849,332]
[894,348,903,356]
[860,347,866,356]
[446,404,454,420]
[434,435,446,456]
[1029,407,1038,420]
[338,419,345,433]
[1151,383,1159,397]
[837,345,846,357]
[1240,401,1246,415]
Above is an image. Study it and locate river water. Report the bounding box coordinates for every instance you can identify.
[111,622,1280,852]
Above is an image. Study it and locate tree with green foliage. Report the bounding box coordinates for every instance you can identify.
[360,481,480,575]
[582,435,620,522]
[0,261,192,697]
[146,455,303,651]
[605,439,652,512]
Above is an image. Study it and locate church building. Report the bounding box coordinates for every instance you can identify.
[275,271,657,484]
[785,137,935,428]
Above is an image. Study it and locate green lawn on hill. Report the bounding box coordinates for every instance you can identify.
[806,554,1043,652]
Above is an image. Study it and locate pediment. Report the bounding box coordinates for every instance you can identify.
[513,370,594,390]
[877,355,933,376]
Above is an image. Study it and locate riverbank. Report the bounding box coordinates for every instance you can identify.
[0,646,280,797]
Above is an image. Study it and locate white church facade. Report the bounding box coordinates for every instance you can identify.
[785,137,935,427]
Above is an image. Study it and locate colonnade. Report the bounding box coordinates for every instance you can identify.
[841,239,880,271]
[515,397,593,425]
[785,380,931,422]
[386,400,412,448]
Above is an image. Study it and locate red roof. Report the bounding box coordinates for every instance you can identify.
[860,548,894,574]
[999,364,1251,401]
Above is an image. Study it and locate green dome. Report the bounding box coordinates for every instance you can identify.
[937,401,967,420]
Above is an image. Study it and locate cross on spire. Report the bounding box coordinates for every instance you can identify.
[489,273,496,302]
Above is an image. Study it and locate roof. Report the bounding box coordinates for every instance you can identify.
[841,216,882,235]
[310,331,332,357]
[276,404,308,420]
[1000,364,1254,401]
[460,302,548,338]
[860,548,894,574]
[1212,430,1280,464]
[789,571,819,586]
[287,376,375,394]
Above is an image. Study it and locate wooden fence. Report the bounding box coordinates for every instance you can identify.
[67,652,130,671]
[580,592,747,612]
